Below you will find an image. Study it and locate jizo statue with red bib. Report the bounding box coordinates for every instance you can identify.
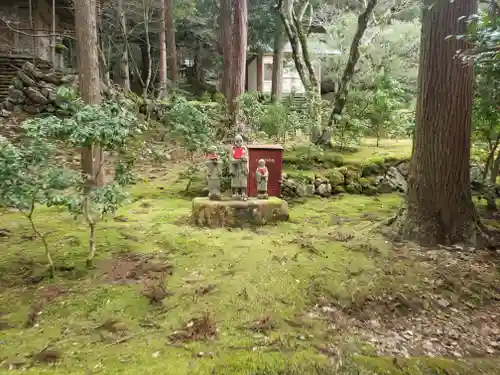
[256,159,269,199]
[230,134,249,200]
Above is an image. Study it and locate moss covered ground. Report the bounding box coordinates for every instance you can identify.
[1,139,499,374]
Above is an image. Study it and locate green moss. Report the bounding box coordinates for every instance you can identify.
[326,169,345,186]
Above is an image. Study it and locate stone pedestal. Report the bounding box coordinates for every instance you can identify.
[192,197,289,228]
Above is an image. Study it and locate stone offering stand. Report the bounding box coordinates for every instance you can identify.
[191,136,289,228]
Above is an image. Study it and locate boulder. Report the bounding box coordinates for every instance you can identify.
[24,105,41,114]
[8,88,24,101]
[1,109,11,118]
[25,87,49,105]
[385,166,407,192]
[326,169,345,186]
[12,77,24,90]
[192,197,289,227]
[17,70,37,86]
[396,161,410,177]
[317,183,332,197]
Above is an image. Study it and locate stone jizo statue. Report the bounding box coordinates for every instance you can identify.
[205,145,222,200]
[256,159,269,199]
[230,134,248,200]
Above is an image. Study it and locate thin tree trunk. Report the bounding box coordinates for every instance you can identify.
[220,0,233,100]
[229,0,248,130]
[117,0,130,90]
[158,0,167,98]
[271,15,285,102]
[165,0,178,87]
[401,0,478,245]
[317,0,378,145]
[74,0,103,187]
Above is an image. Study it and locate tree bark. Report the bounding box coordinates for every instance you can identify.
[401,0,478,245]
[220,0,233,100]
[117,0,130,90]
[229,0,248,130]
[271,15,285,102]
[158,0,167,98]
[165,0,178,87]
[316,0,378,146]
[74,0,104,187]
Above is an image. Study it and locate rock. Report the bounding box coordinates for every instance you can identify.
[22,61,45,79]
[60,74,77,84]
[305,184,315,196]
[396,162,410,177]
[24,105,41,114]
[8,88,24,101]
[46,105,56,113]
[385,166,407,192]
[295,183,307,197]
[12,77,24,90]
[470,165,483,180]
[192,197,289,227]
[0,109,11,118]
[17,70,37,86]
[326,169,345,187]
[317,183,332,197]
[3,100,14,111]
[40,72,61,85]
[345,183,362,194]
[25,87,49,105]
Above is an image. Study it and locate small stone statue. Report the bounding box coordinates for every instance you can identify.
[206,145,222,200]
[230,134,249,200]
[256,159,269,199]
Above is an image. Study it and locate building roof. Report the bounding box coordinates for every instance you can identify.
[261,39,341,56]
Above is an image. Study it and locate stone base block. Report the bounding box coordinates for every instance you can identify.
[192,197,289,227]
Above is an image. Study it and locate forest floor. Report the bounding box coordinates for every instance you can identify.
[1,139,500,374]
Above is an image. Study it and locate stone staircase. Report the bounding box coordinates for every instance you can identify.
[0,55,52,101]
[283,93,308,112]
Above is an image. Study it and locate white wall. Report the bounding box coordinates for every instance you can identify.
[261,54,309,94]
[247,58,257,92]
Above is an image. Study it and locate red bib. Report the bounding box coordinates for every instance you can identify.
[232,146,246,159]
[257,167,267,175]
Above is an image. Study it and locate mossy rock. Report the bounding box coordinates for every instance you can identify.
[192,197,289,227]
[333,185,345,194]
[345,183,362,194]
[326,169,345,186]
[283,146,344,170]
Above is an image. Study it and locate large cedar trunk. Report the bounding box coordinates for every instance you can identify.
[271,15,284,102]
[74,0,104,186]
[158,0,167,98]
[229,0,248,130]
[220,0,233,100]
[165,0,178,86]
[401,0,477,245]
[117,0,130,90]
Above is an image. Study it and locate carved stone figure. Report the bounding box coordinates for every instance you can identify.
[206,145,222,200]
[230,134,249,200]
[256,159,269,199]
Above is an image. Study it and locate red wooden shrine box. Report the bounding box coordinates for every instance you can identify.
[247,144,284,197]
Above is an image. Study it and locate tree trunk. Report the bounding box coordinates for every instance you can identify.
[74,0,104,187]
[117,0,130,90]
[316,0,378,146]
[165,0,178,87]
[271,15,285,102]
[229,0,248,130]
[401,0,478,245]
[220,0,233,100]
[158,0,167,98]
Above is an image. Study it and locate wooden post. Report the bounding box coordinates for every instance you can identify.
[29,0,35,63]
[52,0,56,70]
[256,54,263,92]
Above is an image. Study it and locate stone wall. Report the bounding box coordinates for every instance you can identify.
[0,62,74,117]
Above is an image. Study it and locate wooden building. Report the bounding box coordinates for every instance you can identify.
[0,0,75,99]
